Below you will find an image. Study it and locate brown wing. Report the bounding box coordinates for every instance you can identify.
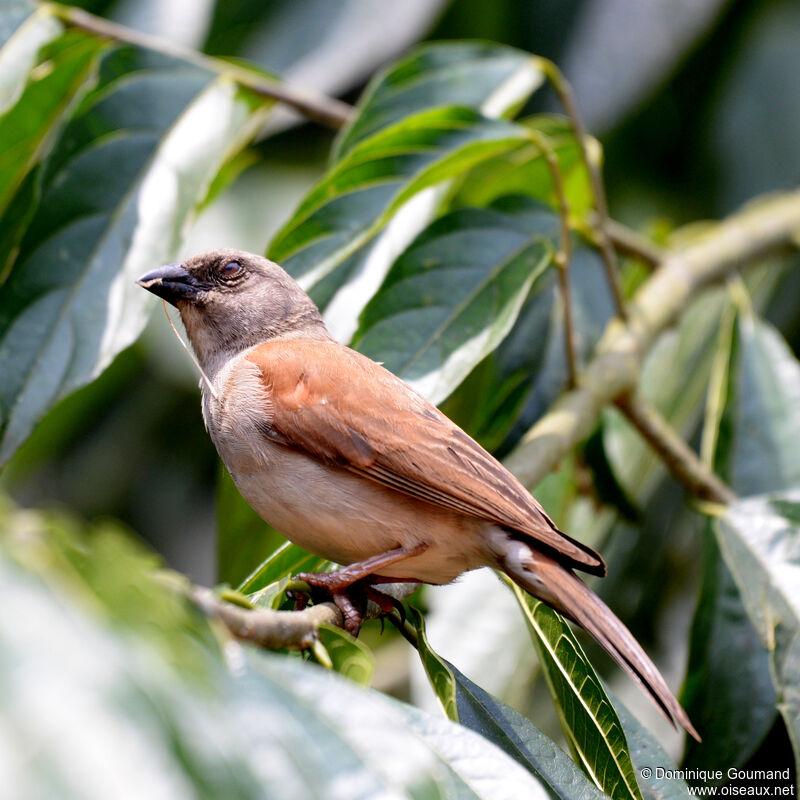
[246,339,605,576]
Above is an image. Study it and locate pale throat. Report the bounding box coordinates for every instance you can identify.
[178,303,241,381]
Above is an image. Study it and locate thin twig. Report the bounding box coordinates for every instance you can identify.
[614,393,735,504]
[504,189,800,492]
[529,131,579,388]
[541,60,627,318]
[45,4,354,129]
[602,217,664,269]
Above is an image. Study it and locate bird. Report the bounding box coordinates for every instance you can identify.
[137,247,699,740]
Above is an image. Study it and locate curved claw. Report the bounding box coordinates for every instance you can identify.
[289,570,405,637]
[364,585,406,626]
[333,592,363,636]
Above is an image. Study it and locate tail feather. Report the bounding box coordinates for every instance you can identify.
[496,535,700,741]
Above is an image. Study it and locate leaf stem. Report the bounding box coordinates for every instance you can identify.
[541,60,627,318]
[386,610,421,649]
[528,131,579,389]
[45,3,355,129]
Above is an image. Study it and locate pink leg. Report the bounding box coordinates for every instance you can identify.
[295,543,427,634]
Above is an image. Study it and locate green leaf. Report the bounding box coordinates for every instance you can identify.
[0,39,274,465]
[334,41,545,160]
[681,527,776,776]
[684,307,800,770]
[269,107,529,317]
[238,540,329,597]
[708,310,800,493]
[270,44,547,343]
[352,201,553,404]
[713,493,800,777]
[0,498,550,799]
[269,655,552,800]
[454,116,593,218]
[203,0,449,105]
[0,25,103,220]
[410,606,459,721]
[0,5,62,114]
[0,1,48,93]
[695,305,800,774]
[443,225,613,453]
[509,581,644,800]
[412,606,609,800]
[216,464,286,587]
[611,690,693,800]
[316,623,375,686]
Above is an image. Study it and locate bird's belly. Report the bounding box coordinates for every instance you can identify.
[222,443,487,584]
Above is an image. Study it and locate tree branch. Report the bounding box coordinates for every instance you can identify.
[504,190,800,490]
[48,4,355,129]
[191,586,342,649]
[190,581,416,650]
[614,392,735,504]
[601,216,664,268]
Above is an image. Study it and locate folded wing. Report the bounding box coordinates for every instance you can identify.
[246,339,605,576]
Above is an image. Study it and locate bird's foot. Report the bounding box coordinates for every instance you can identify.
[293,571,406,636]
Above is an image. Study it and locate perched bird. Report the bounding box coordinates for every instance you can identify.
[138,248,698,740]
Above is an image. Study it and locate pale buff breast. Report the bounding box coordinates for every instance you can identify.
[202,354,490,583]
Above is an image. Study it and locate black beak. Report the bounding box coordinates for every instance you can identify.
[136,263,202,306]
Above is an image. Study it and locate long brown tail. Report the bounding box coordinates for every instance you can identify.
[494,535,700,741]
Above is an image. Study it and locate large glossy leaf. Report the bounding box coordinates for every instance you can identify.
[409,568,532,718]
[411,606,608,800]
[509,582,644,800]
[270,655,552,800]
[611,690,693,800]
[690,309,800,772]
[270,43,547,343]
[352,201,554,404]
[0,25,102,223]
[333,41,545,160]
[681,528,776,775]
[238,540,329,603]
[683,308,800,771]
[0,500,549,799]
[707,310,800,493]
[269,107,531,337]
[0,0,37,53]
[204,0,448,106]
[0,33,274,466]
[453,116,593,219]
[714,493,800,776]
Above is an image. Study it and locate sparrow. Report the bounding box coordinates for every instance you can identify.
[137,248,698,740]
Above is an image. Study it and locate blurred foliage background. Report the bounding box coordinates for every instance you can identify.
[2,0,800,796]
[8,0,799,586]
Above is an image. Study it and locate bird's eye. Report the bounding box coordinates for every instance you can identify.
[219,260,244,279]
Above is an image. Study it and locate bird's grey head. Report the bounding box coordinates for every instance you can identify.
[137,248,329,370]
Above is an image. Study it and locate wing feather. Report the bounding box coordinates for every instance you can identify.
[247,340,605,576]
